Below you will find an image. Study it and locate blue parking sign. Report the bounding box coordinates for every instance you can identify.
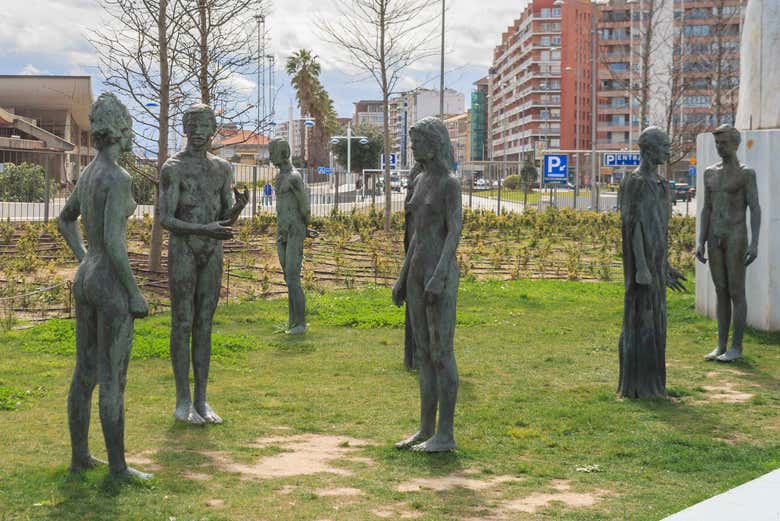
[543,154,568,183]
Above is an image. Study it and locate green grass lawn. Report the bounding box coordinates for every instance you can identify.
[0,280,778,520]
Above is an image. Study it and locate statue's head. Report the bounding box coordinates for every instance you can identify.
[182,104,217,149]
[713,124,740,157]
[268,138,291,166]
[638,126,671,166]
[89,92,132,152]
[409,117,455,172]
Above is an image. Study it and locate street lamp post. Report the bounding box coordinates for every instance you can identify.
[330,122,369,210]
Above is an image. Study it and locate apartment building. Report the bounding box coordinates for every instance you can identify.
[352,100,384,127]
[445,112,470,165]
[489,0,594,162]
[470,77,489,161]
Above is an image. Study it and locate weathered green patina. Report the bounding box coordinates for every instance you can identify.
[59,92,152,479]
[696,124,761,362]
[159,104,248,425]
[618,126,686,400]
[393,117,462,452]
[269,138,311,335]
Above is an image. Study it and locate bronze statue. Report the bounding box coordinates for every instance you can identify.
[59,92,151,479]
[618,126,686,399]
[393,117,462,452]
[696,124,761,362]
[269,138,311,334]
[159,104,248,424]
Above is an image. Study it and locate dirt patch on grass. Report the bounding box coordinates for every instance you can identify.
[465,480,608,519]
[314,487,364,497]
[205,499,225,508]
[397,473,523,492]
[372,502,422,519]
[706,369,749,378]
[202,434,375,480]
[126,450,161,471]
[184,471,211,481]
[698,383,754,403]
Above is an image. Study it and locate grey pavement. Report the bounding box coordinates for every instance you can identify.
[662,469,780,521]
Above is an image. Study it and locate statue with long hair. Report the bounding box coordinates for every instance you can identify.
[58,92,151,479]
[392,117,462,452]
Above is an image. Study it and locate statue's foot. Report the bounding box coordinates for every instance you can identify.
[70,454,106,473]
[411,434,457,453]
[716,348,743,363]
[286,324,307,335]
[395,431,433,450]
[174,401,206,425]
[704,347,726,361]
[111,465,153,481]
[195,402,223,424]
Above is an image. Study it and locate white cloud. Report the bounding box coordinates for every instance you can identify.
[18,64,46,75]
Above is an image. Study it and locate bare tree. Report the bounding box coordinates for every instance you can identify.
[318,0,439,231]
[180,0,272,131]
[91,0,192,271]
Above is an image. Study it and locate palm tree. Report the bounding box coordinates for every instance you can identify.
[286,49,320,118]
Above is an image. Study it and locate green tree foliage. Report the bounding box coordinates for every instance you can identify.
[286,49,339,168]
[0,163,47,202]
[503,175,522,190]
[331,123,383,173]
[520,162,538,189]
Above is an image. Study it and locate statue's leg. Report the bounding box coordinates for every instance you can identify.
[69,299,102,472]
[396,278,437,449]
[412,280,458,453]
[718,235,748,362]
[276,236,292,329]
[169,242,204,424]
[192,250,223,423]
[706,239,730,360]
[96,306,151,480]
[285,231,306,334]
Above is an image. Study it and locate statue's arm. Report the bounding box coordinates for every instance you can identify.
[632,221,652,285]
[746,169,761,265]
[58,184,86,262]
[219,162,248,225]
[104,179,144,303]
[392,232,415,306]
[696,170,712,263]
[427,177,463,294]
[292,174,311,226]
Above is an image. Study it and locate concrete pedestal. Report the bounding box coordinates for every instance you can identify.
[695,129,780,331]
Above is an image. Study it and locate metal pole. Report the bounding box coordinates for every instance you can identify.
[43,154,51,223]
[590,7,598,211]
[439,0,445,119]
[251,165,257,218]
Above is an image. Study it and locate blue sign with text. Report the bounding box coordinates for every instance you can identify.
[317,167,332,175]
[603,153,640,167]
[543,154,568,183]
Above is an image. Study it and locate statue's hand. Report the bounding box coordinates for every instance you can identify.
[695,246,707,264]
[203,221,234,240]
[424,276,444,304]
[233,187,250,210]
[745,244,758,266]
[392,281,406,307]
[666,265,687,292]
[636,268,652,286]
[129,292,149,319]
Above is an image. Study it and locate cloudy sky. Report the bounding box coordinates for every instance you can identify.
[0,0,529,118]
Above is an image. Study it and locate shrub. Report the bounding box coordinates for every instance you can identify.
[0,163,47,202]
[503,175,522,190]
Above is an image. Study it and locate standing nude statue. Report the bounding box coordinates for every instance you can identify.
[618,127,686,399]
[269,138,312,334]
[59,92,151,479]
[696,124,761,362]
[159,104,248,424]
[392,117,462,452]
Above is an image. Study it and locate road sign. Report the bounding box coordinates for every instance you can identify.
[543,154,568,183]
[317,166,332,175]
[603,153,640,167]
[381,153,397,169]
[689,166,696,178]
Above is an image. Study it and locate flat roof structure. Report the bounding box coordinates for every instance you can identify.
[0,76,92,130]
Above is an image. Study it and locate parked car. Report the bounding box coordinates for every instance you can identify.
[671,182,694,202]
[474,178,488,190]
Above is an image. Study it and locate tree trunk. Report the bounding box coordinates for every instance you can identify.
[380,2,391,233]
[198,0,210,104]
[148,0,170,272]
[640,0,655,128]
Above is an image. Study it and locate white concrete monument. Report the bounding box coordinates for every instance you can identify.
[696,0,780,332]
